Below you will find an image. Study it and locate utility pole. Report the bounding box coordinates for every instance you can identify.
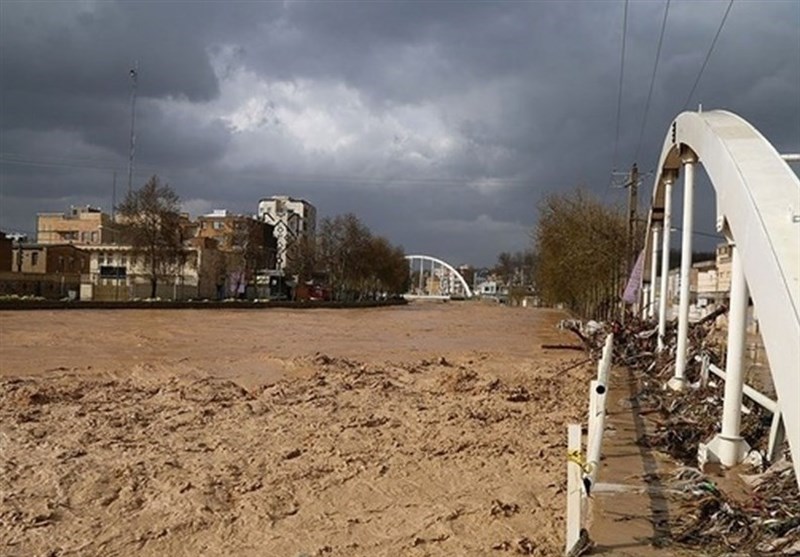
[626,163,639,271]
[127,62,139,194]
[620,162,639,324]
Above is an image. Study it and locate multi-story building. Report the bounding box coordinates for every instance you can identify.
[78,243,221,301]
[257,196,316,271]
[37,206,118,245]
[0,243,89,299]
[197,209,277,294]
[715,243,733,293]
[11,243,89,274]
[197,209,275,257]
[197,209,240,250]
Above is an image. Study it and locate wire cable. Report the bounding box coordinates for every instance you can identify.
[611,0,630,174]
[682,0,735,111]
[0,152,569,190]
[634,0,671,164]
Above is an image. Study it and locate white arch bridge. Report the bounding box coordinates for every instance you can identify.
[405,254,473,299]
[637,110,799,486]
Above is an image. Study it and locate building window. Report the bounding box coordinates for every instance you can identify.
[31,252,39,266]
[213,221,224,230]
[91,231,98,243]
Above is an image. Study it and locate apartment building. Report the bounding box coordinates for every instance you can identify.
[11,243,89,274]
[257,196,316,271]
[196,209,276,260]
[37,206,117,245]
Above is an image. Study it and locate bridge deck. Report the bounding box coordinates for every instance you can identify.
[588,367,684,556]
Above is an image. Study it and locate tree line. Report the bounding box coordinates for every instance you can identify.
[288,213,409,301]
[117,176,409,301]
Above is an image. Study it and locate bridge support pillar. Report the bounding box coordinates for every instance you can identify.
[648,224,660,320]
[705,244,751,466]
[669,152,696,391]
[657,174,674,352]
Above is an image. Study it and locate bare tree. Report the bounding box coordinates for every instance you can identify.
[315,213,408,301]
[285,232,317,284]
[117,175,184,299]
[533,189,627,318]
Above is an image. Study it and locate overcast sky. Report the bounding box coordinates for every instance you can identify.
[1,0,798,266]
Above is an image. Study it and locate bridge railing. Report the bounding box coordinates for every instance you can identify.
[695,353,785,464]
[637,110,798,486]
[565,332,614,556]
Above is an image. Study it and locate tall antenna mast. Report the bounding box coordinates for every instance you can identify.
[127,61,139,194]
[111,171,117,220]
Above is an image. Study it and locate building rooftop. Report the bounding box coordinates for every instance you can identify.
[204,209,230,218]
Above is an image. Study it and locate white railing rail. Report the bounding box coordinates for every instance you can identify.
[695,353,784,462]
[566,332,614,556]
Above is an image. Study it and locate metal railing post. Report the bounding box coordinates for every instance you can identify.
[586,387,608,490]
[587,333,612,491]
[566,424,582,555]
[597,333,614,389]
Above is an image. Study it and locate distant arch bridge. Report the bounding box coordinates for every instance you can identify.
[405,255,472,299]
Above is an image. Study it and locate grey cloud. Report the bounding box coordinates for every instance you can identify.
[1,0,798,266]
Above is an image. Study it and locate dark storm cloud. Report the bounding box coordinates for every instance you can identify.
[1,0,798,265]
[0,1,221,105]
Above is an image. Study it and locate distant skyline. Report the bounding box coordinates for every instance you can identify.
[1,0,798,266]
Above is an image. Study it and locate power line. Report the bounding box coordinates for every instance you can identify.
[611,0,630,175]
[0,152,566,190]
[682,0,735,111]
[634,0,671,164]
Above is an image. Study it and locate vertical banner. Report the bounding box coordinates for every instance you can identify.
[622,250,645,304]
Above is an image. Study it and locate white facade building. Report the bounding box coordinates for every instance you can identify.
[257,196,316,271]
[77,244,218,301]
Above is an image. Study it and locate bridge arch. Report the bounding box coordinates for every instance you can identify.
[405,254,473,298]
[642,110,799,480]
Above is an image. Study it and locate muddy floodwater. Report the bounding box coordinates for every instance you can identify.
[0,302,591,556]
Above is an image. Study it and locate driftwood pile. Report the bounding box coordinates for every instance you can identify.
[668,460,800,554]
[561,312,799,555]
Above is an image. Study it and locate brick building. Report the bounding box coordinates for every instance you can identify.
[37,206,117,245]
[196,209,277,296]
[12,244,89,274]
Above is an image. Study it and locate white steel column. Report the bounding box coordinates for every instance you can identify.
[670,153,697,391]
[648,225,660,319]
[710,244,750,465]
[657,174,674,352]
